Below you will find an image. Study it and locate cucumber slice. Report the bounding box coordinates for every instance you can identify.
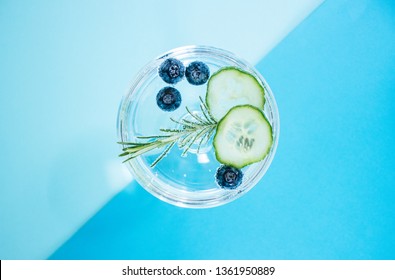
[206,67,265,121]
[213,105,272,168]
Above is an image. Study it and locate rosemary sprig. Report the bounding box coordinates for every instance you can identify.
[118,98,217,167]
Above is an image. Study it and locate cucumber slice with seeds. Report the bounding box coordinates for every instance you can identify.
[213,105,272,168]
[206,67,265,121]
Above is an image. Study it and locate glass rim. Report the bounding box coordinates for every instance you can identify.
[117,45,280,208]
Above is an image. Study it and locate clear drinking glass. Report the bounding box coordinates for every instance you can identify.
[117,46,279,208]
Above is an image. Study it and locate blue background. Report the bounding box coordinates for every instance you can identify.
[1,0,395,259]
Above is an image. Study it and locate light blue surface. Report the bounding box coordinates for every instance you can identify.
[0,0,132,259]
[49,0,395,259]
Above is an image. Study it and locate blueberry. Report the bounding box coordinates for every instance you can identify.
[158,58,185,84]
[215,165,243,189]
[156,87,181,112]
[185,61,210,85]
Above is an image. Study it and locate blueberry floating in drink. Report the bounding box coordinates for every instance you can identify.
[156,87,182,112]
[185,61,210,85]
[158,58,185,84]
[215,165,243,189]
